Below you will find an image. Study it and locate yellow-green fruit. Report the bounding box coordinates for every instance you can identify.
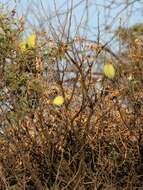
[103,64,115,79]
[53,96,64,106]
[19,41,27,51]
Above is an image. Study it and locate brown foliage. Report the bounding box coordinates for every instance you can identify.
[0,7,143,190]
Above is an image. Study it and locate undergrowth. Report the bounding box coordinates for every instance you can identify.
[0,8,143,190]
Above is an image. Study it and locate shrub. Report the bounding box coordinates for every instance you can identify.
[0,7,143,190]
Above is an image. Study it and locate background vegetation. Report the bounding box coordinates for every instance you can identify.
[0,1,143,189]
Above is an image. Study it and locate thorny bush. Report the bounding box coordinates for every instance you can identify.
[0,9,143,190]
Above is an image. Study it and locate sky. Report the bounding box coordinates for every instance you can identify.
[1,0,143,43]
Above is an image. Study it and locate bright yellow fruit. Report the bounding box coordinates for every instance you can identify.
[53,96,64,106]
[103,64,115,79]
[19,34,36,51]
[26,34,36,48]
